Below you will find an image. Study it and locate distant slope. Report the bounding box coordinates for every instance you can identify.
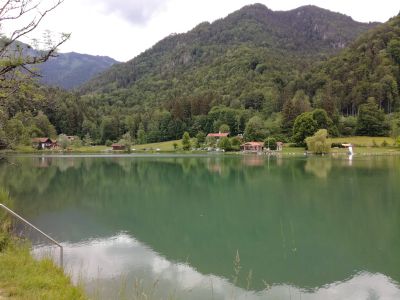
[38,52,118,90]
[81,4,377,94]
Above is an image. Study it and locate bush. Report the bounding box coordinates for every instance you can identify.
[218,137,232,151]
[230,137,241,151]
[105,140,113,147]
[72,137,83,148]
[339,116,357,136]
[305,129,331,154]
[182,132,191,151]
[57,134,70,150]
[196,131,206,144]
[396,136,400,147]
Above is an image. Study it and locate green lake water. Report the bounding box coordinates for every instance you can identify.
[1,154,400,299]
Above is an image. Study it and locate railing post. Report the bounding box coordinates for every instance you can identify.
[0,203,63,268]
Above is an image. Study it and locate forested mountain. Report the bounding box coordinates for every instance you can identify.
[74,4,382,144]
[38,52,118,90]
[2,4,399,149]
[82,4,376,94]
[299,15,400,116]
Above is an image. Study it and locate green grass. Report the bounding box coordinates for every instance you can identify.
[68,145,109,153]
[328,136,395,147]
[134,140,182,152]
[12,145,110,153]
[0,240,86,300]
[0,191,86,300]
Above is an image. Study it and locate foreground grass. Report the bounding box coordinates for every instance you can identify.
[0,190,86,300]
[0,239,86,300]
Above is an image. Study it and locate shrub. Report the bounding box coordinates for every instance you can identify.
[196,131,206,144]
[57,134,70,150]
[182,132,191,151]
[396,136,400,147]
[230,137,241,151]
[305,129,331,154]
[218,137,232,151]
[72,137,83,148]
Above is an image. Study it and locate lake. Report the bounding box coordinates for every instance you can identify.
[1,154,400,299]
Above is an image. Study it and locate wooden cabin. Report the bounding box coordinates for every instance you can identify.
[111,143,126,151]
[241,142,264,152]
[32,138,57,150]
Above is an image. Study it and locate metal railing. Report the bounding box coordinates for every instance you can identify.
[0,203,63,268]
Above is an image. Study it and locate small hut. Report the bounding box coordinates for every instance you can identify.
[240,142,264,152]
[32,138,56,150]
[111,143,126,151]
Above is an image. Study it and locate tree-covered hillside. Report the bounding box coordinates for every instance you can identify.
[299,15,400,116]
[2,4,399,149]
[82,4,376,94]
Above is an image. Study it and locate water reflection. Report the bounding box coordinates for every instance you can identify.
[2,154,400,298]
[35,233,400,300]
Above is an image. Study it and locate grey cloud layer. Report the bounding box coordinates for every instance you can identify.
[84,0,168,25]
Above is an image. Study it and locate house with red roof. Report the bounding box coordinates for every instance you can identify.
[206,132,229,139]
[240,142,264,152]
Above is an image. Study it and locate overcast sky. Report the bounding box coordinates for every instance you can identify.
[5,0,400,62]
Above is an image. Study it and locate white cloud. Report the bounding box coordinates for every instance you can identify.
[81,0,168,25]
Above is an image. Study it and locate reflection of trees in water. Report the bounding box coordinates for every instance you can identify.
[304,158,332,178]
[1,156,400,289]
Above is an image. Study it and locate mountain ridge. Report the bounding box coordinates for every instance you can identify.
[81,3,378,94]
[38,51,118,90]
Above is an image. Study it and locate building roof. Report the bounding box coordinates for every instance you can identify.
[111,143,124,147]
[32,137,52,143]
[242,142,264,146]
[207,133,229,138]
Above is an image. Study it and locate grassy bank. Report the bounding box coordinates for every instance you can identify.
[0,191,86,300]
[328,136,395,147]
[0,240,86,299]
[4,136,400,155]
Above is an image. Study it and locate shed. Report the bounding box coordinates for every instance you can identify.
[112,143,126,151]
[32,138,56,150]
[241,142,264,152]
